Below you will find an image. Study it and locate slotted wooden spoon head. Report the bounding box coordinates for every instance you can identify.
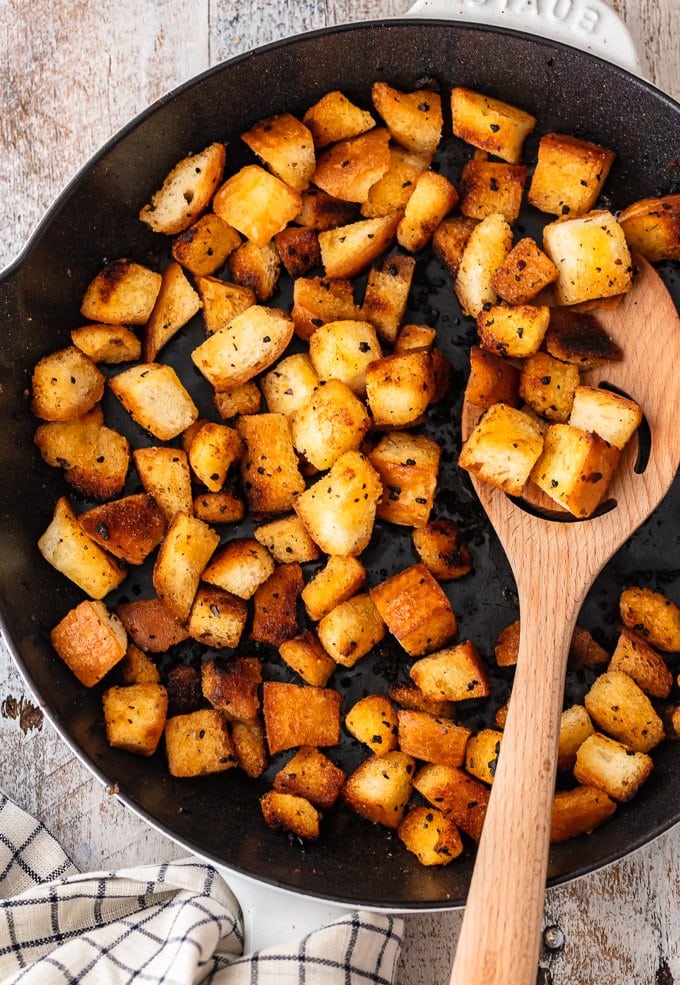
[450,255,680,985]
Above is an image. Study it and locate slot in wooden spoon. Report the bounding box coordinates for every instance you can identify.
[450,255,680,985]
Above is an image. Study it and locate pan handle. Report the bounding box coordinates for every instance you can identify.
[406,0,642,76]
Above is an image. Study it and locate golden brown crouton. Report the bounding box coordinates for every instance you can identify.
[313,128,391,203]
[308,321,381,397]
[543,308,622,369]
[34,406,104,469]
[531,424,620,518]
[370,564,457,657]
[296,188,358,230]
[319,214,401,280]
[203,538,275,600]
[115,598,189,653]
[32,346,105,422]
[213,165,302,246]
[237,413,305,518]
[619,586,680,653]
[410,641,489,701]
[369,432,441,528]
[139,143,226,234]
[398,710,471,767]
[71,324,141,364]
[291,275,359,341]
[187,422,243,492]
[568,386,642,450]
[519,352,580,423]
[133,447,193,523]
[618,194,680,261]
[227,240,281,303]
[543,210,633,306]
[495,703,509,729]
[342,751,415,829]
[317,594,386,667]
[398,806,463,865]
[231,720,268,778]
[361,255,416,344]
[261,353,320,416]
[290,379,371,470]
[585,670,664,752]
[432,215,479,278]
[278,631,336,687]
[459,159,526,225]
[153,513,219,623]
[365,350,434,427]
[213,382,262,419]
[412,520,473,580]
[77,494,165,565]
[574,733,653,802]
[609,628,673,698]
[413,763,489,842]
[273,746,346,808]
[495,619,520,667]
[80,259,161,325]
[558,705,595,770]
[387,684,455,719]
[192,306,293,391]
[394,323,436,352]
[110,364,198,441]
[172,214,242,277]
[372,82,442,155]
[103,684,168,757]
[144,262,201,362]
[242,113,315,192]
[528,133,615,217]
[273,227,321,277]
[478,303,550,359]
[346,695,399,757]
[459,403,544,497]
[455,212,513,317]
[550,786,616,843]
[165,709,237,777]
[119,643,160,685]
[195,277,256,335]
[490,237,559,305]
[251,563,304,646]
[51,600,127,687]
[301,556,366,622]
[254,515,321,564]
[39,498,127,599]
[303,91,375,148]
[397,171,458,252]
[464,346,520,410]
[260,791,321,841]
[568,625,610,670]
[188,586,248,649]
[38,416,131,503]
[465,728,503,784]
[361,147,431,219]
[202,656,261,721]
[451,87,536,164]
[263,681,341,754]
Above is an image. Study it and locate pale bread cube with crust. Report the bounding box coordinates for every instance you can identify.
[133,447,193,523]
[370,563,457,657]
[203,538,274,600]
[188,586,248,649]
[152,513,219,623]
[319,214,401,280]
[574,732,653,802]
[346,695,399,757]
[51,600,127,687]
[242,113,315,192]
[342,751,415,829]
[477,303,550,359]
[531,423,620,518]
[459,403,544,497]
[455,212,513,317]
[228,241,281,302]
[361,147,431,219]
[144,262,201,361]
[558,705,595,770]
[528,133,615,217]
[313,128,391,203]
[308,321,382,396]
[543,210,633,305]
[195,277,255,335]
[32,346,104,421]
[585,670,664,752]
[253,515,321,564]
[303,91,375,149]
[165,709,237,777]
[103,684,168,757]
[619,586,680,653]
[71,325,141,364]
[290,379,371,470]
[317,594,386,667]
[110,364,198,441]
[369,431,441,529]
[451,87,536,164]
[568,385,642,450]
[139,143,226,234]
[187,422,244,492]
[273,746,345,808]
[361,255,416,344]
[301,555,366,622]
[260,791,321,841]
[39,498,127,599]
[261,353,320,417]
[410,641,490,702]
[372,82,442,156]
[619,194,680,261]
[213,164,302,247]
[398,806,463,866]
[172,214,242,277]
[397,171,458,252]
[80,259,161,325]
[192,306,293,391]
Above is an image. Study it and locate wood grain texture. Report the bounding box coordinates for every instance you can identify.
[1,3,679,983]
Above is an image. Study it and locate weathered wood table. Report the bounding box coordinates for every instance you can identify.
[1,2,678,981]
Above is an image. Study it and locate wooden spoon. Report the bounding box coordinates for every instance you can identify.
[450,255,680,985]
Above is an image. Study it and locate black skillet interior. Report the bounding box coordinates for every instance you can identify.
[1,20,679,909]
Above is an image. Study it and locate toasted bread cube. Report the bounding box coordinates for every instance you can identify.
[261,353,320,417]
[237,413,305,518]
[410,641,489,701]
[165,709,237,777]
[133,447,193,523]
[413,763,489,842]
[451,87,536,164]
[192,306,293,391]
[202,656,261,720]
[574,732,653,802]
[465,728,503,784]
[203,538,274,600]
[455,212,513,317]
[51,600,127,687]
[585,670,664,752]
[398,806,463,866]
[291,275,359,341]
[495,703,509,729]
[213,382,262,419]
[294,451,382,557]
[119,642,160,685]
[172,214,241,276]
[144,262,201,361]
[54,421,130,502]
[550,785,616,843]
[568,386,642,450]
[274,746,345,808]
[290,379,371,470]
[273,226,321,277]
[412,520,472,580]
[529,133,615,217]
[34,406,103,469]
[77,493,165,565]
[139,143,225,233]
[110,364,198,441]
[433,215,479,278]
[394,323,436,352]
[31,346,104,422]
[187,422,243,492]
[317,594,386,667]
[619,194,680,261]
[242,113,315,192]
[398,710,470,767]
[520,352,580,423]
[459,403,544,496]
[39,498,126,599]
[478,303,550,359]
[495,619,520,667]
[620,586,680,653]
[369,432,441,528]
[263,681,341,754]
[531,424,620,518]
[165,665,202,716]
[365,350,434,427]
[116,598,189,653]
[371,82,442,155]
[251,563,303,646]
[228,240,281,302]
[253,515,321,564]
[80,259,161,325]
[465,346,520,410]
[346,695,399,756]
[195,276,255,335]
[370,564,457,657]
[103,683,168,757]
[397,171,458,252]
[279,630,336,687]
[459,160,526,225]
[301,556,366,622]
[188,586,247,648]
[569,625,610,670]
[193,490,245,525]
[544,308,622,369]
[343,751,415,829]
[313,128,390,203]
[491,238,559,305]
[260,791,320,840]
[296,188,358,230]
[232,720,268,778]
[308,321,382,396]
[543,210,633,305]
[319,214,401,280]
[361,255,415,344]
[558,705,595,770]
[361,146,431,219]
[213,165,302,246]
[153,513,219,622]
[388,684,455,718]
[303,90,375,148]
[71,324,141,364]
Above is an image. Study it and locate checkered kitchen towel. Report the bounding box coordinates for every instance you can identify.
[0,794,403,984]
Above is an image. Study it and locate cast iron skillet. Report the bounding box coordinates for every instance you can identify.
[1,19,679,910]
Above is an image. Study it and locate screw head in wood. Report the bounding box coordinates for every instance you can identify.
[543,925,565,951]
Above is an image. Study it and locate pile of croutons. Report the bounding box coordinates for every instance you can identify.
[31,78,680,866]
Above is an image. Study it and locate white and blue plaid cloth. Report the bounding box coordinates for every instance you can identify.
[0,794,403,984]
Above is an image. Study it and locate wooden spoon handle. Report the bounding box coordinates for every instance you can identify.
[449,576,582,985]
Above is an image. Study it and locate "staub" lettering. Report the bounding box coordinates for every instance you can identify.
[463,0,601,35]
